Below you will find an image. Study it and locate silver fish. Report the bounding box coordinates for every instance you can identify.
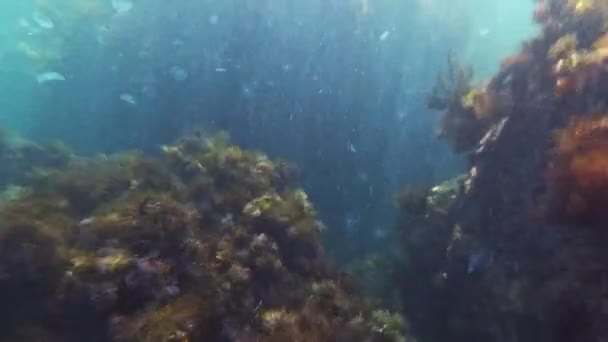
[119,93,137,105]
[32,11,54,29]
[111,0,133,14]
[169,66,188,81]
[36,71,65,84]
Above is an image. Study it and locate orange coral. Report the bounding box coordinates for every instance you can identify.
[547,114,608,225]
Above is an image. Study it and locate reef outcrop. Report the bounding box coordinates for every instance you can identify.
[0,133,407,342]
[399,0,608,341]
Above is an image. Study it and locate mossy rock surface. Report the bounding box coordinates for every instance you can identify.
[0,133,408,342]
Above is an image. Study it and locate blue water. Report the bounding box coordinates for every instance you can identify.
[0,0,537,327]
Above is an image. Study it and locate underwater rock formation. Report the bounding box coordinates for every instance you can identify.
[406,0,608,341]
[0,132,407,342]
[426,52,517,153]
[391,179,463,342]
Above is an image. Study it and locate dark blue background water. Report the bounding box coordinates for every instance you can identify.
[0,0,535,263]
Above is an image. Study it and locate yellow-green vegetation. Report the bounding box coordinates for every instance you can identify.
[370,309,409,342]
[0,132,408,341]
[260,308,298,333]
[426,175,466,215]
[0,132,73,190]
[567,0,608,16]
[395,185,430,218]
[548,33,578,60]
[112,294,208,342]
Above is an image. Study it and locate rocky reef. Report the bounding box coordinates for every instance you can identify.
[397,0,608,341]
[0,132,407,342]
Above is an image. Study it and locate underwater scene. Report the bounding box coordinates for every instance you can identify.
[3,0,608,340]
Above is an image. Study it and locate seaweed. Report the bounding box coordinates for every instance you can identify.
[426,54,492,152]
[0,131,409,341]
[427,52,474,112]
[395,1,608,340]
[547,114,608,226]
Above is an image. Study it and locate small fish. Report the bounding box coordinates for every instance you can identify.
[111,0,133,14]
[32,11,54,29]
[215,67,227,72]
[208,14,219,25]
[169,66,188,81]
[241,84,254,98]
[141,84,157,98]
[347,142,357,153]
[119,93,137,105]
[344,211,360,235]
[357,171,369,182]
[479,28,491,37]
[397,110,408,121]
[379,31,390,41]
[467,248,494,274]
[36,71,65,84]
[373,226,389,239]
[79,217,95,225]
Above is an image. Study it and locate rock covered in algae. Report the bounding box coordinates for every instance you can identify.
[396,1,608,341]
[0,130,73,189]
[391,179,462,342]
[426,175,466,215]
[0,132,408,342]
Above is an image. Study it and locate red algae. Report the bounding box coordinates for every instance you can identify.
[548,115,608,225]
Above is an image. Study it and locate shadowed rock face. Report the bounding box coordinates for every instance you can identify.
[396,1,608,341]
